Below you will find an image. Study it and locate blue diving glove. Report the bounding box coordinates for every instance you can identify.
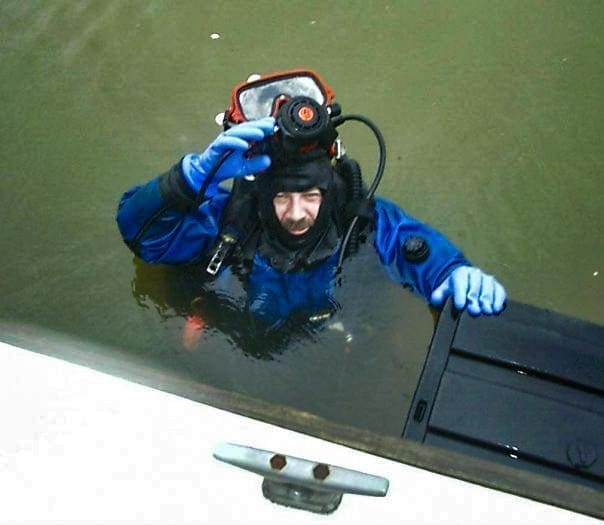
[181,117,275,198]
[430,266,506,316]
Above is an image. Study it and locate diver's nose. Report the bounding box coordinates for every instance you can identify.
[286,195,305,221]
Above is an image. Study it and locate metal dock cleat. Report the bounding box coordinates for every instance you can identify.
[213,442,389,514]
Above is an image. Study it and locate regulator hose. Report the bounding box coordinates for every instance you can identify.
[332,114,387,272]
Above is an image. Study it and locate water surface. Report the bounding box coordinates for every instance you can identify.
[1,0,602,436]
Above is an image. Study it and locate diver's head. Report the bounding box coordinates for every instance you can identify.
[218,68,380,270]
[224,69,339,240]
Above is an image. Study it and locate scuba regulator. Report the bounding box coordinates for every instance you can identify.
[248,95,339,162]
[206,69,387,275]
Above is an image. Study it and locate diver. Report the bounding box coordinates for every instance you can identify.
[116,69,506,334]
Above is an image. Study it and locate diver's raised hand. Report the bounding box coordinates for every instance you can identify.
[181,117,275,197]
[430,266,506,316]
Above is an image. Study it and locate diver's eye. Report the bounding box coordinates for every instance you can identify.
[302,191,322,202]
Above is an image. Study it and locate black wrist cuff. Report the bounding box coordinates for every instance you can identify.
[158,159,199,212]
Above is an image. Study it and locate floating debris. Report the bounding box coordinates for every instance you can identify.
[247,73,261,83]
[214,112,225,126]
[327,321,345,332]
[210,33,220,40]
[594,271,599,277]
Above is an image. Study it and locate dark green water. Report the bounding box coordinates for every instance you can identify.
[1,1,603,437]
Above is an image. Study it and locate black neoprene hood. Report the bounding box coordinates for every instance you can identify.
[262,152,333,194]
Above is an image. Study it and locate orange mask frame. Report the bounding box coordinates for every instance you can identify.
[224,69,336,126]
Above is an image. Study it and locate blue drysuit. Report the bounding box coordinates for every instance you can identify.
[116,175,469,327]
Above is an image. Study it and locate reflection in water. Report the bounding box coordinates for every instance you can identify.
[128,238,436,437]
[130,245,432,361]
[131,255,323,360]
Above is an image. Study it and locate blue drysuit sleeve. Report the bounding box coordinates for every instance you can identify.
[116,169,229,264]
[373,197,470,301]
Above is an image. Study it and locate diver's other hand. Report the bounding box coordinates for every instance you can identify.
[181,117,275,195]
[430,266,506,316]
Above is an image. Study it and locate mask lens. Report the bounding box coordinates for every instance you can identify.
[238,75,325,120]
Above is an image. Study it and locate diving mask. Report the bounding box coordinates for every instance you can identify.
[224,69,335,124]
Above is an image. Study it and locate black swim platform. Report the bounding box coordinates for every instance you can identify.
[404,299,604,491]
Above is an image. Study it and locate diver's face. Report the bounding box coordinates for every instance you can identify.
[273,187,323,235]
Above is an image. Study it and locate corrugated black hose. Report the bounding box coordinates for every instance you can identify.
[332,114,387,272]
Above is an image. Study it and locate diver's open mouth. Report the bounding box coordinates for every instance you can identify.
[289,226,309,235]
